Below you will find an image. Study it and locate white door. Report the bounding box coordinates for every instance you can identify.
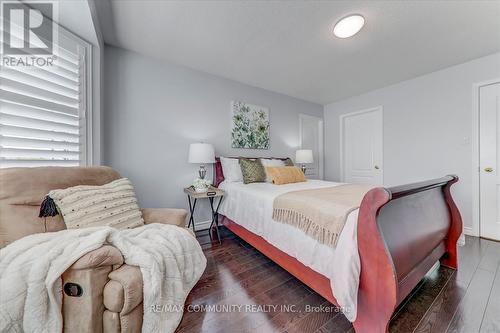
[480,82,500,241]
[341,107,383,185]
[299,114,324,179]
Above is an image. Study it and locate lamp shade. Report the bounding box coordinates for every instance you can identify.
[295,149,314,164]
[188,143,215,164]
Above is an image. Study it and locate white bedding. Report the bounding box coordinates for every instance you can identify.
[218,179,360,322]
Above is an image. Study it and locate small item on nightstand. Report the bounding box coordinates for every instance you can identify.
[192,178,211,193]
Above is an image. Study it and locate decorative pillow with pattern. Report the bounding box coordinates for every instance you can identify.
[239,158,266,184]
[39,178,144,230]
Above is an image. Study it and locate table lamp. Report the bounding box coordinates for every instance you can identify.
[295,149,313,174]
[188,143,215,180]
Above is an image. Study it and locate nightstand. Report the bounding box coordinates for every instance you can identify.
[184,186,225,243]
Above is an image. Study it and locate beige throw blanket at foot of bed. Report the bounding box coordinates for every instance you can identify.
[272,184,375,247]
[0,223,206,333]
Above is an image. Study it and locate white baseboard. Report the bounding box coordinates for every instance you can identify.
[463,226,476,236]
[186,219,212,231]
[194,223,478,235]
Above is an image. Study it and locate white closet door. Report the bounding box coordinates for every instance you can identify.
[341,107,383,185]
[480,82,500,241]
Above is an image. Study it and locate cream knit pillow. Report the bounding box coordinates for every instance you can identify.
[44,178,144,230]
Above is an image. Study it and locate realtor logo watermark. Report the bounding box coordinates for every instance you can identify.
[149,303,352,314]
[1,0,58,67]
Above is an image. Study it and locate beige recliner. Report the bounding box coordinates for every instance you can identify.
[0,166,188,333]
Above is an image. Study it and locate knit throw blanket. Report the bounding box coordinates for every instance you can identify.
[272,184,375,247]
[0,223,206,333]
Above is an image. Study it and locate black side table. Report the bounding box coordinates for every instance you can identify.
[184,186,225,243]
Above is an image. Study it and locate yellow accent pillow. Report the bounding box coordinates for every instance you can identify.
[265,166,306,185]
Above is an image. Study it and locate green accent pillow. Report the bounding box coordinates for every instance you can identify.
[239,158,266,184]
[284,158,294,166]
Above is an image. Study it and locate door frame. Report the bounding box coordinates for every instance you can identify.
[471,78,500,237]
[339,106,384,183]
[299,113,324,179]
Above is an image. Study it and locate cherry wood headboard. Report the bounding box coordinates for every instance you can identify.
[214,157,289,187]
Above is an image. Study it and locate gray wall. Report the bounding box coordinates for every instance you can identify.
[103,46,323,223]
[324,52,500,233]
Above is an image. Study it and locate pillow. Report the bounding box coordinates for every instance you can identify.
[41,178,144,229]
[265,166,306,185]
[239,158,266,184]
[284,158,294,166]
[220,157,243,182]
[259,158,285,182]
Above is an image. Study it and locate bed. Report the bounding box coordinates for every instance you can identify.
[214,157,462,333]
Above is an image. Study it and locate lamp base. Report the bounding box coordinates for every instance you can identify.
[198,165,206,179]
[301,164,306,174]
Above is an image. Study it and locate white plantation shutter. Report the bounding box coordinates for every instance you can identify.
[0,15,90,168]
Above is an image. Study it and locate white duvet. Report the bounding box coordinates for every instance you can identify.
[219,179,360,322]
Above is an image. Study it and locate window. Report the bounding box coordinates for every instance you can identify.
[0,15,91,167]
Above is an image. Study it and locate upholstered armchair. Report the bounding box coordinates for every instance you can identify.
[0,166,188,333]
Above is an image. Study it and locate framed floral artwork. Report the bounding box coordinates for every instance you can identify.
[231,101,270,149]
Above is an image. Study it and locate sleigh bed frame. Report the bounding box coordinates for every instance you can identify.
[214,157,462,333]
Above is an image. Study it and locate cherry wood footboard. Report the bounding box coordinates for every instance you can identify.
[354,175,462,333]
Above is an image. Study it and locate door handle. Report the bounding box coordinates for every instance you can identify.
[374,165,380,170]
[484,167,494,173]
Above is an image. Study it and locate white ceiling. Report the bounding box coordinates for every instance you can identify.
[96,0,500,105]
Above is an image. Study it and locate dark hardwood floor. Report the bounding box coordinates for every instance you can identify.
[177,228,500,333]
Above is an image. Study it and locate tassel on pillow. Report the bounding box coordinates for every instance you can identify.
[38,196,59,218]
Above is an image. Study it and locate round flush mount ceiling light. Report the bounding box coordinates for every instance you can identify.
[333,14,365,38]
